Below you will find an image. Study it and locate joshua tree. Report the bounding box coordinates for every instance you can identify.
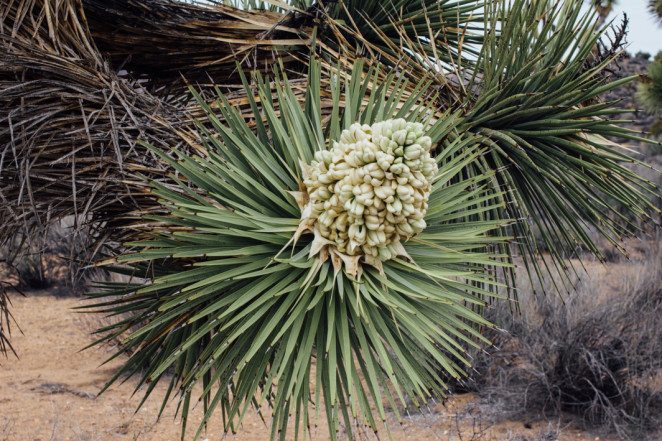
[591,0,618,25]
[651,0,662,22]
[0,0,660,440]
[638,55,662,117]
[638,1,662,137]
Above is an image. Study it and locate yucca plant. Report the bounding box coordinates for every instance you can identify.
[590,0,618,24]
[88,58,510,440]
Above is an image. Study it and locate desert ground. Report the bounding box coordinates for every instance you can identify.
[1,280,633,441]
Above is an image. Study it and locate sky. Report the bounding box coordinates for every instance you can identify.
[608,0,662,56]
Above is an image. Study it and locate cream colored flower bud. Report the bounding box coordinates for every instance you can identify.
[409,211,424,221]
[411,218,426,233]
[378,137,391,151]
[416,136,432,151]
[343,198,354,212]
[355,225,366,243]
[393,130,407,146]
[363,149,376,163]
[340,131,354,145]
[377,154,394,171]
[404,145,423,160]
[348,222,359,238]
[336,213,348,231]
[318,173,333,185]
[369,168,385,181]
[367,230,379,246]
[396,184,412,198]
[404,160,420,172]
[318,211,332,227]
[396,222,414,237]
[392,198,403,214]
[390,163,404,175]
[315,187,332,200]
[378,246,392,261]
[382,122,393,138]
[408,177,423,189]
[365,214,380,227]
[392,119,406,131]
[374,185,392,200]
[355,194,370,205]
[345,153,359,168]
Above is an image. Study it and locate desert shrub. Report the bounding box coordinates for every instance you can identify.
[14,251,50,290]
[456,238,662,440]
[0,218,105,294]
[635,51,651,60]
[0,237,50,290]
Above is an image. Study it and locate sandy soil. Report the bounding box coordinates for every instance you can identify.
[0,290,622,441]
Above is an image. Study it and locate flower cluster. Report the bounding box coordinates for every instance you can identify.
[300,119,437,266]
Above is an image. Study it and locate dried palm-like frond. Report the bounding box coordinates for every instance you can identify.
[313,0,485,110]
[82,0,311,95]
[0,0,191,249]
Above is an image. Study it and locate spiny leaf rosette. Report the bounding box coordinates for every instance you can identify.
[87,59,506,441]
[296,119,437,278]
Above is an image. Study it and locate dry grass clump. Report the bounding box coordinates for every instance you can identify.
[454,236,662,440]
